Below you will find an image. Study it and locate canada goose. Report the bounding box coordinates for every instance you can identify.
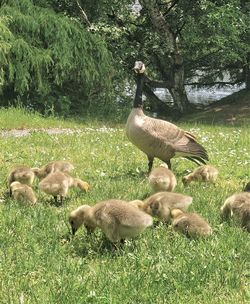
[171,209,212,238]
[220,185,250,232]
[8,166,35,196]
[182,165,218,186]
[141,192,193,222]
[69,199,153,243]
[125,61,208,173]
[32,161,74,179]
[39,171,89,204]
[148,164,177,192]
[10,181,37,204]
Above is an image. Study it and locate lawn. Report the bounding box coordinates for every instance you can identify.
[0,107,249,303]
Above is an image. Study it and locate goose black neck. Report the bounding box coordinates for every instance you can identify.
[133,73,144,108]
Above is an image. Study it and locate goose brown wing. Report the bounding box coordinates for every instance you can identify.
[143,116,208,163]
[144,117,185,144]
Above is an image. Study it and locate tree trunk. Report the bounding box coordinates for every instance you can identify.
[245,53,250,90]
[140,0,190,113]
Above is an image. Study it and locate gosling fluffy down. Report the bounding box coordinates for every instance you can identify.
[182,165,218,186]
[8,166,35,195]
[148,164,177,192]
[140,192,193,223]
[10,181,37,204]
[171,209,212,238]
[69,199,153,243]
[32,161,74,179]
[220,189,250,232]
[39,171,89,204]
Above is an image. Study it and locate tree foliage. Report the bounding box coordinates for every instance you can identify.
[0,0,114,115]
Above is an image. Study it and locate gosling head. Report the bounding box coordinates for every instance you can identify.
[74,179,90,192]
[244,181,250,192]
[182,176,190,186]
[133,61,145,74]
[69,205,96,235]
[31,167,45,179]
[171,209,184,219]
[10,181,22,191]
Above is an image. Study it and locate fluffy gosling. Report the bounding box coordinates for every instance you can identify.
[220,183,250,232]
[8,166,35,196]
[32,160,74,179]
[148,164,177,192]
[39,171,89,204]
[182,165,218,186]
[140,192,193,223]
[69,199,153,243]
[10,181,37,204]
[171,209,212,238]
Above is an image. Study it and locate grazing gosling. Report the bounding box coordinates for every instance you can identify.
[39,171,89,204]
[171,209,212,238]
[32,161,74,179]
[69,199,153,243]
[220,183,250,232]
[148,164,177,192]
[8,166,35,196]
[141,192,193,223]
[182,165,218,186]
[10,181,37,204]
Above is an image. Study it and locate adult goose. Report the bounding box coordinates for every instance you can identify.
[125,61,208,172]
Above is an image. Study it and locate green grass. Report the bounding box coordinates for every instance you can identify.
[0,109,249,303]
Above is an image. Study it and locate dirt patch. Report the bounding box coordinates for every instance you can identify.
[0,127,122,138]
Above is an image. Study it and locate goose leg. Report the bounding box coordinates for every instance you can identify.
[166,160,171,170]
[147,157,154,173]
[54,196,58,204]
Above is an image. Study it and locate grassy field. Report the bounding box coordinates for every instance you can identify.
[0,107,249,303]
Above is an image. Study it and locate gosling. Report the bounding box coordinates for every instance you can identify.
[10,181,37,204]
[140,192,193,223]
[39,171,89,204]
[69,199,153,243]
[32,160,74,179]
[182,165,218,186]
[220,182,250,232]
[8,166,35,196]
[148,164,177,192]
[171,209,212,238]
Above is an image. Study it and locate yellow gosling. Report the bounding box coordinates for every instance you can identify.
[39,171,89,204]
[182,165,218,186]
[8,166,35,196]
[32,160,74,179]
[148,164,177,192]
[220,186,250,232]
[69,199,153,243]
[171,209,212,238]
[10,181,37,204]
[141,191,193,223]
